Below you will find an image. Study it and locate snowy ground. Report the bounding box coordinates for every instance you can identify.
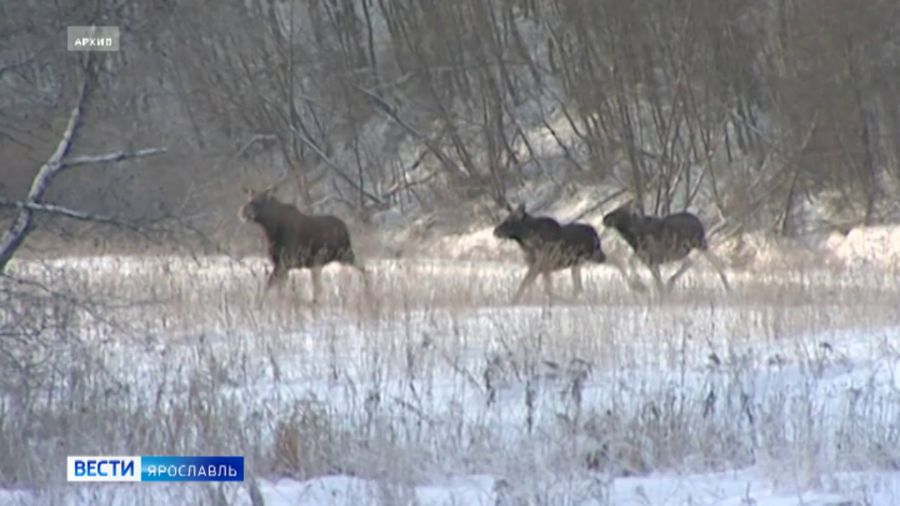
[4,228,900,505]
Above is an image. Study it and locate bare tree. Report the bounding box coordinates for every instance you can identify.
[0,61,166,273]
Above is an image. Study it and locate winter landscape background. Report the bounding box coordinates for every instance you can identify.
[2,1,900,504]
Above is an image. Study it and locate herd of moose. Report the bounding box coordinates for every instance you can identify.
[239,184,731,304]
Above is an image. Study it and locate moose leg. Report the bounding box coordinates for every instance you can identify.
[351,263,371,295]
[648,264,666,294]
[256,262,288,309]
[266,263,288,291]
[628,255,641,276]
[338,253,373,301]
[570,265,583,296]
[700,250,731,291]
[607,255,646,292]
[666,258,693,291]
[512,266,539,303]
[629,255,650,291]
[310,267,323,304]
[542,271,554,300]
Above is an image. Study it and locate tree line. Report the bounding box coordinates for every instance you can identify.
[2,0,899,250]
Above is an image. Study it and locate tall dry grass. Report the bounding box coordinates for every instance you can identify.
[2,250,899,504]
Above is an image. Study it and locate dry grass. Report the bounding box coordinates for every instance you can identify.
[2,250,900,503]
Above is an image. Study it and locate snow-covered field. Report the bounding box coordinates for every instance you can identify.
[4,229,900,505]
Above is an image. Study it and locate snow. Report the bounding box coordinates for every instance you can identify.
[830,225,900,270]
[5,470,898,505]
[5,250,900,505]
[256,476,382,506]
[241,468,900,505]
[414,190,900,275]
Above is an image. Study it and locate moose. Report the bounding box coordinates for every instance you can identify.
[602,201,730,293]
[238,184,368,304]
[493,203,611,303]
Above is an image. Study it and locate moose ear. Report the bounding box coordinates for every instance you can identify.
[512,203,527,220]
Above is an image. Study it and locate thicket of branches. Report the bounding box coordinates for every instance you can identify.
[2,0,899,241]
[1,1,899,492]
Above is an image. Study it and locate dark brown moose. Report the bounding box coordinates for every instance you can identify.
[494,203,608,303]
[602,201,730,293]
[239,185,367,303]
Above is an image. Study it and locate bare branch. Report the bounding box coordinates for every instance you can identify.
[0,199,141,230]
[234,134,278,160]
[61,147,168,168]
[0,63,168,273]
[571,188,629,222]
[353,84,461,176]
[288,125,385,205]
[382,170,439,199]
[0,69,88,272]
